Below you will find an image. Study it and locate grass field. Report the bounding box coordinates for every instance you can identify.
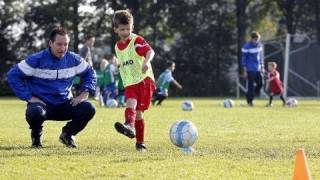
[0,98,319,179]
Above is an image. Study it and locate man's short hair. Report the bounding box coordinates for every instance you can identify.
[112,9,133,28]
[251,31,261,40]
[50,27,69,42]
[268,61,277,68]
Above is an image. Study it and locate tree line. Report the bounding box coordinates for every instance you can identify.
[0,0,319,96]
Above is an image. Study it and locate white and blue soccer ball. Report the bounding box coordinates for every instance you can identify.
[223,98,234,108]
[169,120,198,150]
[286,98,298,107]
[106,99,118,108]
[182,100,194,111]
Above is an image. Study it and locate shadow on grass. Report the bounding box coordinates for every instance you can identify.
[0,145,170,161]
[0,144,116,158]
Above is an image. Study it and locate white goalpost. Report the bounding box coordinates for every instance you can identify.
[283,34,291,98]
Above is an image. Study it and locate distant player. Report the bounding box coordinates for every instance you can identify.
[265,62,286,107]
[112,10,156,152]
[152,61,182,105]
[242,31,264,106]
[116,72,126,107]
[80,34,95,67]
[101,55,118,105]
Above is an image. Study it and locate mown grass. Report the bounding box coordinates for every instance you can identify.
[0,98,319,179]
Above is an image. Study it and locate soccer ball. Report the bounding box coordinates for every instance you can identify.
[182,100,194,111]
[106,99,118,108]
[286,98,298,107]
[169,120,198,148]
[223,98,234,108]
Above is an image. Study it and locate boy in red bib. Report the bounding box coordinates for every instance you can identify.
[266,62,286,107]
[113,10,156,152]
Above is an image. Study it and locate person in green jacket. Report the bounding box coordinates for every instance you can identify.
[116,72,126,107]
[101,55,118,105]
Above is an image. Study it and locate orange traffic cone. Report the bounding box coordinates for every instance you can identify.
[292,148,312,180]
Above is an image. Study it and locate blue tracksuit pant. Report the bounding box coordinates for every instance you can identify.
[25,100,96,135]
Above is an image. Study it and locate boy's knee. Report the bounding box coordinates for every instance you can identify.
[136,111,144,120]
[160,95,167,100]
[126,98,137,109]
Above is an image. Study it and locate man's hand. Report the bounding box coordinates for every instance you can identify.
[142,63,149,74]
[70,91,89,106]
[28,97,46,105]
[115,89,119,96]
[242,67,248,79]
[243,71,248,79]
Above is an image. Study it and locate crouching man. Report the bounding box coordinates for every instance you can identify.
[7,27,97,148]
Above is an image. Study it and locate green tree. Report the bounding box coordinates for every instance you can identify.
[164,0,236,96]
[276,0,316,34]
[21,0,84,53]
[0,0,21,95]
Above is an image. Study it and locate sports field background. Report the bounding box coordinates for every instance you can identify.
[0,98,319,179]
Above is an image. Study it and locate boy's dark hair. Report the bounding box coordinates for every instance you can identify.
[166,61,175,68]
[251,31,261,39]
[49,27,68,42]
[113,9,133,28]
[105,54,115,61]
[85,34,94,40]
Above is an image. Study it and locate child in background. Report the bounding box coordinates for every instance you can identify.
[101,55,118,105]
[152,61,182,105]
[100,58,109,71]
[98,58,109,106]
[266,62,286,107]
[116,73,126,107]
[113,10,156,152]
[72,76,81,97]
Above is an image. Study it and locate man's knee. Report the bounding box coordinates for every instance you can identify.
[256,81,263,88]
[77,101,96,119]
[26,103,47,123]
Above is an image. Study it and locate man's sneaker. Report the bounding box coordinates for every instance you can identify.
[31,131,43,148]
[59,132,77,148]
[266,104,273,107]
[136,143,147,152]
[114,122,136,139]
[240,103,254,107]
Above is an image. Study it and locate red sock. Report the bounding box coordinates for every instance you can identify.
[125,108,136,127]
[135,119,145,143]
